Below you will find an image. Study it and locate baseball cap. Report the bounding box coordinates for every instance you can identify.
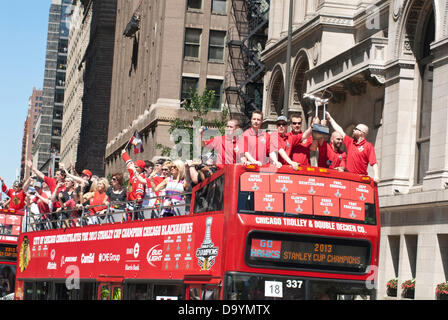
[276,116,288,123]
[82,169,92,178]
[135,160,146,169]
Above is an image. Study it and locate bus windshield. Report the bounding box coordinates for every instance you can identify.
[237,171,377,226]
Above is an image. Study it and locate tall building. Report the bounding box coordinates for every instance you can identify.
[60,0,117,176]
[33,0,71,174]
[105,0,235,174]
[261,0,448,299]
[20,88,43,180]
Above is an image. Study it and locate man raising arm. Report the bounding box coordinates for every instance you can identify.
[326,112,379,183]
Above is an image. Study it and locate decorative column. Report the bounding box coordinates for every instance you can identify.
[422,37,448,190]
[293,0,306,26]
[378,59,418,196]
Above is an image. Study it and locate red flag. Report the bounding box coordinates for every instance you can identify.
[130,130,144,154]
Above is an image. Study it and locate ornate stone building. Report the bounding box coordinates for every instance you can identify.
[105,0,232,174]
[262,0,448,299]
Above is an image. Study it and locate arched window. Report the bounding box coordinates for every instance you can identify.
[416,10,435,184]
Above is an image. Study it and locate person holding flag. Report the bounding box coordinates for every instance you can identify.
[128,130,144,154]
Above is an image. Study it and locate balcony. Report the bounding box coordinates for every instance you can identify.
[306,36,388,96]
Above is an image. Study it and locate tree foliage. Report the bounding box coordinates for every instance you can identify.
[156,88,229,158]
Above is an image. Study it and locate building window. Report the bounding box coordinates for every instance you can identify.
[206,79,223,109]
[187,0,202,10]
[181,77,199,102]
[208,30,226,62]
[211,0,227,14]
[415,11,435,185]
[184,28,201,59]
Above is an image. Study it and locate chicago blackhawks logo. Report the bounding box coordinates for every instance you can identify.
[19,236,31,272]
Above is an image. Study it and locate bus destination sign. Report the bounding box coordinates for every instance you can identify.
[248,233,370,273]
[0,244,17,262]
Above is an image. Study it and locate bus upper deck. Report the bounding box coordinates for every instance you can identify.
[14,164,380,300]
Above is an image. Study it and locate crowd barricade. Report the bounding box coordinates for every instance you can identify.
[22,191,192,232]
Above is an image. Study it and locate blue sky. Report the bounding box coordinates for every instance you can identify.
[0,2,49,187]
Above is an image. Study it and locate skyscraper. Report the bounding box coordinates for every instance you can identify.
[60,0,117,176]
[21,88,43,180]
[32,0,71,174]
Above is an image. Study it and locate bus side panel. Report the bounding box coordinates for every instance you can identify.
[14,215,225,282]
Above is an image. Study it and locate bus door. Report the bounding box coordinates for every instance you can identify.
[186,280,222,300]
[97,281,123,300]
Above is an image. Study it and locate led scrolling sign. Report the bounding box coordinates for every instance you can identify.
[247,233,371,273]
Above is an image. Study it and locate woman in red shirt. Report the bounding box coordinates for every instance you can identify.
[84,178,109,224]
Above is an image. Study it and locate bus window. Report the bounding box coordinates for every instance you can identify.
[36,281,51,300]
[153,283,185,300]
[79,282,96,300]
[0,265,15,297]
[194,175,225,213]
[112,285,122,300]
[99,283,111,300]
[189,286,201,300]
[188,285,219,300]
[127,283,150,300]
[55,282,71,300]
[24,282,33,300]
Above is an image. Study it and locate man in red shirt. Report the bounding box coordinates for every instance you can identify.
[27,160,66,210]
[121,149,146,219]
[0,179,26,211]
[270,115,315,169]
[326,112,379,183]
[311,131,347,171]
[200,119,241,168]
[238,110,270,166]
[288,114,314,166]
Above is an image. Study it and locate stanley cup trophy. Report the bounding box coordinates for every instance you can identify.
[303,91,333,140]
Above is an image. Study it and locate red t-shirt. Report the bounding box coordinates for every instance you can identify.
[289,132,313,165]
[33,191,51,214]
[2,185,26,211]
[238,128,271,164]
[44,176,65,209]
[318,140,347,169]
[89,191,108,215]
[204,135,238,168]
[122,151,145,201]
[343,135,377,175]
[269,132,303,165]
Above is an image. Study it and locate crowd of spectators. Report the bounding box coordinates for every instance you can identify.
[0,111,378,230]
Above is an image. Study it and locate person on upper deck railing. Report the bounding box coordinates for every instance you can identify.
[326,111,379,183]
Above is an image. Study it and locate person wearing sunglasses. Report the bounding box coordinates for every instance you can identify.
[269,115,315,170]
[325,112,379,183]
[287,114,315,167]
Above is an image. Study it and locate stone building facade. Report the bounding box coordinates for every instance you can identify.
[261,0,448,299]
[105,0,232,174]
[60,0,117,176]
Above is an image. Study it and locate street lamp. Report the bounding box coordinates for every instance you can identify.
[283,0,294,117]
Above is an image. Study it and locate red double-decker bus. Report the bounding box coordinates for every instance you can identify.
[0,209,23,299]
[14,164,379,300]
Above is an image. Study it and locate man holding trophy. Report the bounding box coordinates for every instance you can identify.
[303,92,379,183]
